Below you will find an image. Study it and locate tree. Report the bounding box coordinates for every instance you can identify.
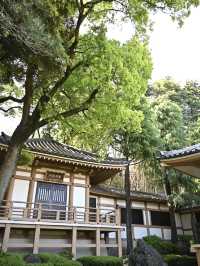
[1,0,198,201]
[110,98,160,264]
[151,79,200,243]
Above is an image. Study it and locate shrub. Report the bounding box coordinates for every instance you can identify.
[77,256,123,266]
[0,253,25,266]
[143,235,179,255]
[164,254,197,266]
[38,253,80,266]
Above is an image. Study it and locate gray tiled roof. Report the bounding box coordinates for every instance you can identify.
[0,132,127,166]
[160,143,200,159]
[91,185,167,202]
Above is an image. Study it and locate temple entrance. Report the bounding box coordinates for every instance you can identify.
[34,182,67,220]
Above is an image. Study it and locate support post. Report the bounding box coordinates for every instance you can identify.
[144,203,150,236]
[96,228,100,256]
[27,167,36,217]
[117,229,122,257]
[2,224,11,252]
[72,227,77,259]
[85,175,90,223]
[33,225,40,254]
[69,174,74,221]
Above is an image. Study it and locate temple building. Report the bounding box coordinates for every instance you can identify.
[0,133,197,257]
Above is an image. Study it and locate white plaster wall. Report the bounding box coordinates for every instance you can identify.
[184,230,193,236]
[181,214,192,229]
[160,204,169,211]
[149,228,162,238]
[35,173,45,179]
[134,227,148,239]
[163,229,171,240]
[100,197,115,206]
[15,170,31,177]
[147,203,159,209]
[121,228,126,239]
[175,213,182,228]
[132,201,145,208]
[74,179,86,185]
[117,199,126,207]
[73,187,85,207]
[12,179,29,208]
[143,210,147,225]
[177,229,183,235]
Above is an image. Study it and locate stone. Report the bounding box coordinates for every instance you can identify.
[130,239,167,266]
[24,254,41,264]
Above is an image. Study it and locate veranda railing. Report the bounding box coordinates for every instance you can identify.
[0,201,120,226]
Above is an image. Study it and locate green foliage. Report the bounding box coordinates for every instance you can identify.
[0,253,80,266]
[163,254,197,266]
[39,253,80,266]
[0,253,25,266]
[17,151,34,166]
[77,256,123,266]
[143,235,179,255]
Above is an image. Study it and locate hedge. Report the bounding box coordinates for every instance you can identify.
[143,235,179,255]
[0,253,80,266]
[0,253,25,266]
[164,254,197,266]
[77,256,123,266]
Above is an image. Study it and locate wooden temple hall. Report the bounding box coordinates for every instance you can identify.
[160,144,200,265]
[0,132,198,258]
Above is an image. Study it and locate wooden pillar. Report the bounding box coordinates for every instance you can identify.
[144,203,150,236]
[196,249,200,266]
[27,167,37,218]
[117,229,122,257]
[69,173,74,221]
[96,228,100,256]
[72,227,77,258]
[33,225,40,254]
[85,175,90,223]
[27,167,36,203]
[2,224,11,252]
[158,204,164,240]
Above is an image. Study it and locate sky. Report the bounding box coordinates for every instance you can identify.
[1,7,200,134]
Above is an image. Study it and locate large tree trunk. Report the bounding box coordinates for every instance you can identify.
[0,123,35,202]
[124,162,134,265]
[164,169,178,243]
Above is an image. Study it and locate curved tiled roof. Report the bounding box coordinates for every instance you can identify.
[160,143,200,160]
[0,132,127,166]
[91,185,167,203]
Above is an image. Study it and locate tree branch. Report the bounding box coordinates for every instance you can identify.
[38,88,99,128]
[0,106,22,113]
[0,95,24,104]
[31,60,84,122]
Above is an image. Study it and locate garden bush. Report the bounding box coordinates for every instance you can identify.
[0,253,80,266]
[77,256,123,266]
[164,254,197,266]
[0,253,25,266]
[38,253,80,266]
[143,235,179,254]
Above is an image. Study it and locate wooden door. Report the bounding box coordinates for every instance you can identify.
[35,182,67,220]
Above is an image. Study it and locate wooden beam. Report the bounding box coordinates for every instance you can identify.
[117,229,122,257]
[96,228,100,256]
[72,227,77,258]
[2,224,11,252]
[33,225,40,254]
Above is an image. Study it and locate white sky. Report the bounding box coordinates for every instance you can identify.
[1,7,200,134]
